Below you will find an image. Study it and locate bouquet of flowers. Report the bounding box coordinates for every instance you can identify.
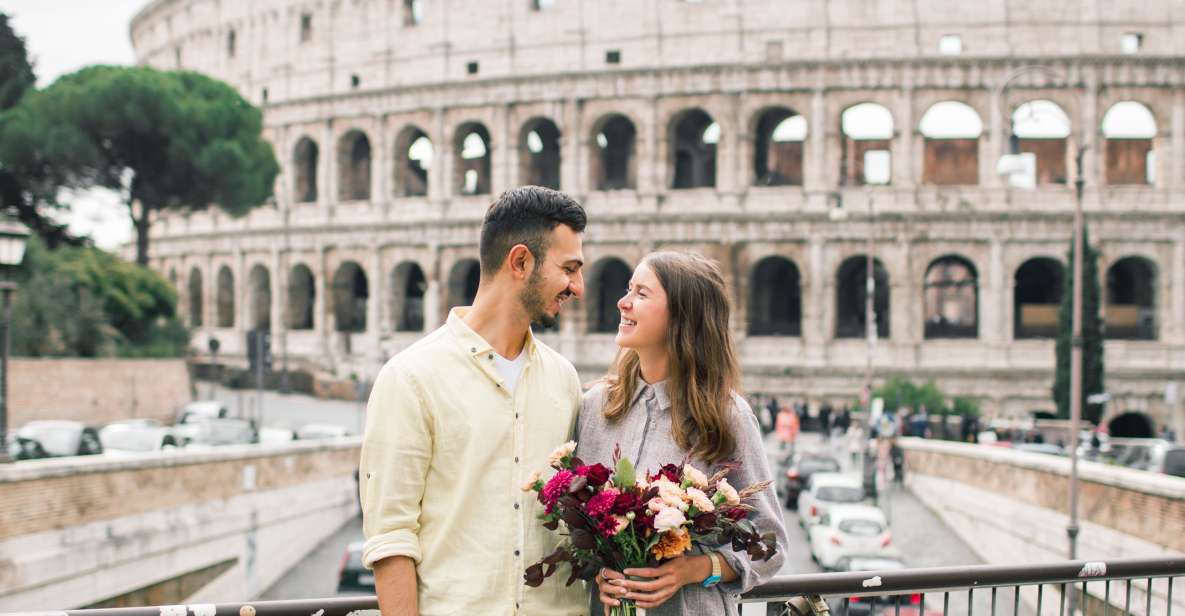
[522,441,778,616]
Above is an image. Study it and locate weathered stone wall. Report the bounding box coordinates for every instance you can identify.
[9,358,192,427]
[0,439,360,611]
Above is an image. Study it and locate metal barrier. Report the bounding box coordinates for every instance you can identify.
[35,557,1185,616]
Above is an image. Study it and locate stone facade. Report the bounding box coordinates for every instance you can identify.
[129,0,1185,427]
[9,359,192,427]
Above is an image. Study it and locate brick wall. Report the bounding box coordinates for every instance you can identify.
[9,358,192,427]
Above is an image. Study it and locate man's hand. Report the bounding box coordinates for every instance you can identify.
[374,555,419,616]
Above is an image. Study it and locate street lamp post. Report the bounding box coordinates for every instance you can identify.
[993,64,1087,562]
[0,219,31,463]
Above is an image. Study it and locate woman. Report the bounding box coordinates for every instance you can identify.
[575,251,789,616]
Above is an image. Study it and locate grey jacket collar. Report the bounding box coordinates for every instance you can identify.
[629,378,671,412]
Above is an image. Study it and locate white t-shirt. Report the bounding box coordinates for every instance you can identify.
[492,350,528,394]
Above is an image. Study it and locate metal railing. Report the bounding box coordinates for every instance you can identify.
[35,556,1185,616]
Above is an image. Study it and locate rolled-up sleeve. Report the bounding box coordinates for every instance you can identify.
[359,361,433,569]
[716,395,789,595]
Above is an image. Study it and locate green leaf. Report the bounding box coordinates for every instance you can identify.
[614,457,636,489]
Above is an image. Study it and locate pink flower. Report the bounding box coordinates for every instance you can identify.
[586,488,620,518]
[686,487,715,512]
[653,506,687,532]
[682,465,709,488]
[716,478,740,506]
[548,441,577,466]
[540,470,575,506]
[647,497,666,513]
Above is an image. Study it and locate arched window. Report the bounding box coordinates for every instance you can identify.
[1102,102,1156,185]
[753,107,805,186]
[1107,412,1156,438]
[924,256,978,339]
[671,109,717,189]
[332,261,369,332]
[841,103,894,186]
[588,258,631,333]
[1013,257,1064,339]
[919,101,983,185]
[1011,101,1070,185]
[216,266,235,328]
[287,264,315,330]
[394,127,432,197]
[592,114,636,190]
[748,257,802,336]
[521,118,561,189]
[447,259,481,309]
[390,262,427,332]
[835,256,889,339]
[188,268,204,327]
[1105,256,1157,340]
[293,137,319,203]
[248,265,271,331]
[337,130,371,201]
[455,123,491,195]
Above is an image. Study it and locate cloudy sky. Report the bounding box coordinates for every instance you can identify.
[2,0,145,249]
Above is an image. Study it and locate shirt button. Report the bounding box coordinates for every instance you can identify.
[514,503,520,509]
[488,353,494,360]
[515,413,519,418]
[514,550,520,556]
[470,347,476,353]
[514,456,519,462]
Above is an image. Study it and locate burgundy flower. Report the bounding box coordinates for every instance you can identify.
[651,464,681,483]
[611,491,642,515]
[724,507,748,521]
[576,463,612,487]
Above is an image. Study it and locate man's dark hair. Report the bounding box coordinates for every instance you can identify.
[479,186,586,276]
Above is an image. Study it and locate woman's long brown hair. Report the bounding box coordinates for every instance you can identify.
[602,251,740,464]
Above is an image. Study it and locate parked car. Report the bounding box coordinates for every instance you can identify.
[830,556,914,616]
[99,419,179,455]
[297,423,350,440]
[338,541,374,590]
[6,420,103,460]
[781,453,842,509]
[808,505,896,569]
[174,417,257,447]
[258,426,297,445]
[1012,442,1067,457]
[175,400,229,425]
[1105,438,1184,475]
[797,472,866,527]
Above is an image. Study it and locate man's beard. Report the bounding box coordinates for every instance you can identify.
[519,267,566,329]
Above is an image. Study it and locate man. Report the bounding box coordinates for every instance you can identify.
[360,186,589,616]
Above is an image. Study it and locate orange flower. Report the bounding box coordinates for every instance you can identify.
[650,527,691,560]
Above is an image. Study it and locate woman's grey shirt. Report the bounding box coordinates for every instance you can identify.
[575,381,789,616]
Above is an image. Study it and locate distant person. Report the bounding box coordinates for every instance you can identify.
[819,403,833,440]
[776,403,800,452]
[766,396,781,435]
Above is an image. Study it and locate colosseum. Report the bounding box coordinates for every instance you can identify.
[129,0,1185,435]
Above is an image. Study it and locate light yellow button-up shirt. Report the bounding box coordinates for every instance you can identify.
[360,308,588,616]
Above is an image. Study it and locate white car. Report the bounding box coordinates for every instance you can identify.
[808,504,896,569]
[175,400,229,425]
[797,472,866,527]
[99,419,180,455]
[296,423,349,440]
[7,420,103,460]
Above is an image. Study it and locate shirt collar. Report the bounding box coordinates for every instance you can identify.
[629,378,671,411]
[445,307,538,362]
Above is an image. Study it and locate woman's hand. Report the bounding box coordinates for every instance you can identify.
[596,568,628,610]
[613,555,712,609]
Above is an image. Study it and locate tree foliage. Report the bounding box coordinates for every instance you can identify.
[10,237,189,357]
[1053,226,1106,424]
[874,377,946,414]
[0,65,279,263]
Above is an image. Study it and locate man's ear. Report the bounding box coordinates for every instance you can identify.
[507,244,534,280]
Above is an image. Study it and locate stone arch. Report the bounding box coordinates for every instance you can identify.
[447,259,481,309]
[1102,101,1157,185]
[390,261,427,332]
[919,101,983,185]
[332,261,369,332]
[924,255,978,339]
[337,130,372,201]
[1011,100,1071,185]
[520,117,562,189]
[287,263,315,330]
[187,267,204,327]
[587,257,631,333]
[836,256,889,339]
[841,102,894,186]
[590,113,637,190]
[394,125,432,197]
[748,256,802,336]
[1107,411,1156,438]
[216,265,235,328]
[670,108,717,189]
[751,106,805,186]
[247,264,271,330]
[1014,257,1064,339]
[293,136,319,203]
[455,122,492,195]
[1105,256,1157,340]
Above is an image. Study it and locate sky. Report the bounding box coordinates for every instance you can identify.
[1,0,146,250]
